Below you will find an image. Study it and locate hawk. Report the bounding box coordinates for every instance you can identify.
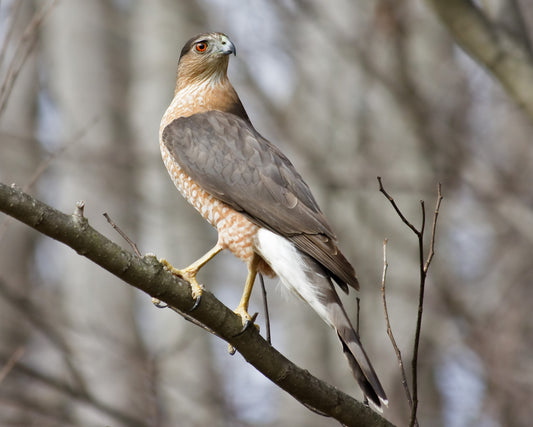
[159,32,387,410]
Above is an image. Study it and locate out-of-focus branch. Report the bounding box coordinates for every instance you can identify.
[0,0,57,116]
[0,347,24,384]
[0,182,395,427]
[0,279,89,394]
[424,0,533,123]
[0,349,146,427]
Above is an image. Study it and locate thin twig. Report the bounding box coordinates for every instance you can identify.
[378,177,442,427]
[0,0,24,71]
[380,239,414,419]
[0,0,58,116]
[424,183,443,272]
[355,296,361,336]
[259,273,271,345]
[355,295,366,409]
[410,201,426,427]
[377,176,420,236]
[0,346,25,384]
[103,212,142,258]
[168,305,221,337]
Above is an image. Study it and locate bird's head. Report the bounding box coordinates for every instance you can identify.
[176,32,236,88]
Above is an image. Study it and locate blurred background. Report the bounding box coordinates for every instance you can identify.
[1,1,532,426]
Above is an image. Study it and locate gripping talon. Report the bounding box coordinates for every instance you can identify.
[159,257,204,310]
[228,312,259,354]
[234,312,259,336]
[189,292,202,311]
[152,298,168,308]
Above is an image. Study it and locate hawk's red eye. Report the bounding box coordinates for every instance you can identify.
[195,42,208,52]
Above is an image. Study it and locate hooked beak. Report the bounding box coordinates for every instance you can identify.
[220,38,236,56]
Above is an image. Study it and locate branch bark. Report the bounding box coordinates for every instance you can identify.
[0,182,394,427]
[424,0,533,123]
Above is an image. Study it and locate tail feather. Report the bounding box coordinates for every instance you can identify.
[337,324,388,410]
[255,229,388,409]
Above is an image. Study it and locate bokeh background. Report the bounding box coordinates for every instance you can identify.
[1,1,532,426]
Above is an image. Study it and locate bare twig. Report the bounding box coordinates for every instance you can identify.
[0,0,24,71]
[424,183,443,273]
[0,346,25,384]
[355,296,361,336]
[0,0,58,116]
[378,177,442,427]
[377,177,420,235]
[167,305,221,336]
[259,273,271,345]
[380,239,415,423]
[103,212,142,258]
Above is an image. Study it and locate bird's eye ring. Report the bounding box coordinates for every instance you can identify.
[195,42,208,53]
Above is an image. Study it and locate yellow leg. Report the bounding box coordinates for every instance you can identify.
[160,244,223,299]
[234,253,260,324]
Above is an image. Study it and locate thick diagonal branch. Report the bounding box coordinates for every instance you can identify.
[0,182,394,427]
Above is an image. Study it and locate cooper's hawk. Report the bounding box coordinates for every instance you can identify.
[159,32,387,410]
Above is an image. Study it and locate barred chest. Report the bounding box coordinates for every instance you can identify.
[160,142,271,273]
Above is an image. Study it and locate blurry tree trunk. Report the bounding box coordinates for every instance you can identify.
[424,0,533,123]
[0,2,40,424]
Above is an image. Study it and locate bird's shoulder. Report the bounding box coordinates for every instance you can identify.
[162,110,332,234]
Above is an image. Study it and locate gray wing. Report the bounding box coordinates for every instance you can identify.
[162,110,358,291]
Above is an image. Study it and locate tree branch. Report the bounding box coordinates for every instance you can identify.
[424,0,533,123]
[0,182,394,427]
[380,239,414,423]
[378,178,443,427]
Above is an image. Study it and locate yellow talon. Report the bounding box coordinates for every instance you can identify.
[234,305,254,325]
[159,244,224,302]
[228,309,259,355]
[159,258,204,301]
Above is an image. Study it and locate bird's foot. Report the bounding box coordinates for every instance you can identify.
[151,298,168,308]
[227,309,259,355]
[234,307,259,335]
[160,258,203,310]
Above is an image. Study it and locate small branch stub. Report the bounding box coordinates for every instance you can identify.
[74,200,85,218]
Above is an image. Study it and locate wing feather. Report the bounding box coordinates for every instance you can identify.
[162,110,358,291]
